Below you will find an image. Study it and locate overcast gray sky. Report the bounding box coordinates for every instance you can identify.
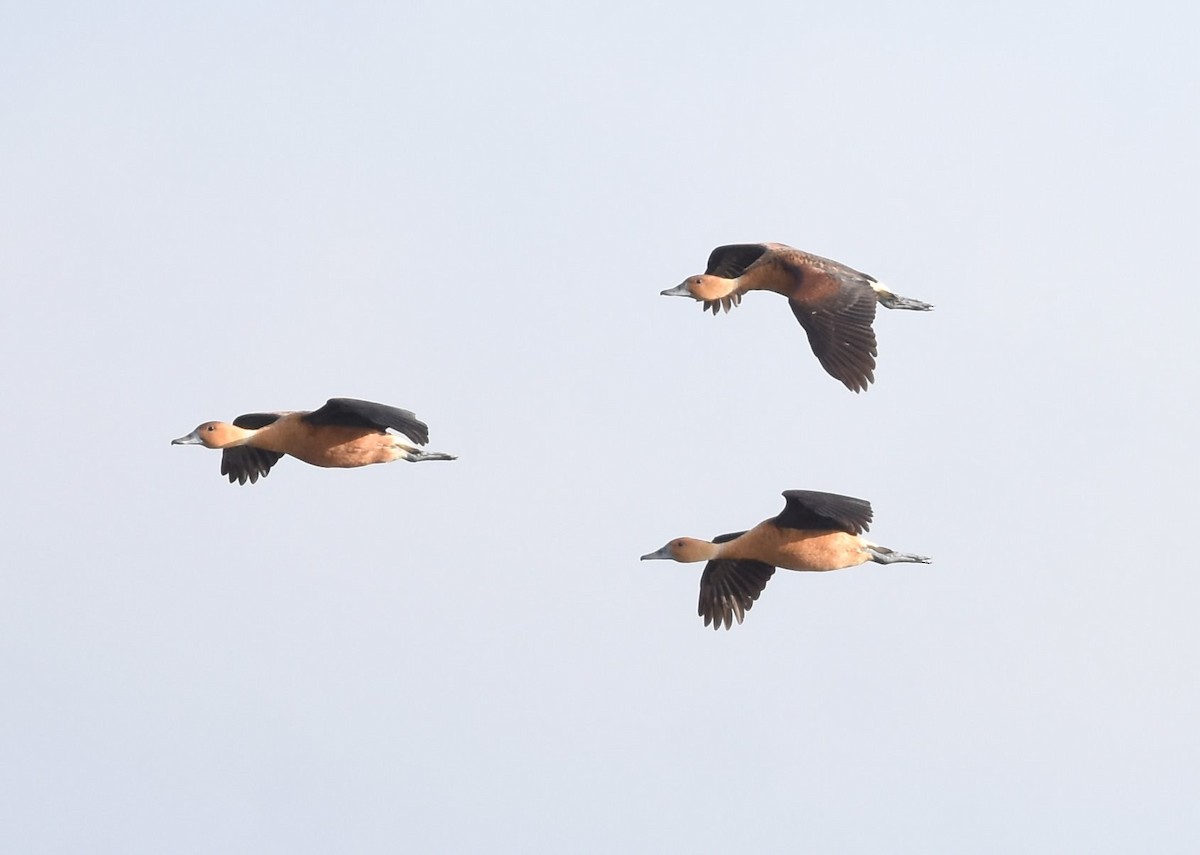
[3,1,1198,852]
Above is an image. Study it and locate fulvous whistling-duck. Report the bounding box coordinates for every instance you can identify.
[662,242,933,392]
[172,397,456,485]
[641,490,930,630]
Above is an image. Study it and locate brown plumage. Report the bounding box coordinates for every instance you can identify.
[171,397,456,485]
[661,242,933,392]
[640,490,931,630]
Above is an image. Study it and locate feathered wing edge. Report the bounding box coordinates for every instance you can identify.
[774,490,873,535]
[705,244,770,278]
[303,398,431,445]
[703,292,742,314]
[220,446,285,486]
[698,558,777,630]
[789,288,878,392]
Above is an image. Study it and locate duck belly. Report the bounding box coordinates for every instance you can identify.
[280,426,402,469]
[768,530,868,572]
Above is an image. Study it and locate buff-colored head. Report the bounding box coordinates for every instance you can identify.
[661,274,731,302]
[640,537,718,564]
[171,421,249,449]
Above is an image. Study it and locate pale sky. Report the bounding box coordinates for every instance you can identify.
[2,2,1198,852]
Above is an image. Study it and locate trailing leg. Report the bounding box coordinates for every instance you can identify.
[871,283,934,311]
[866,545,931,565]
[404,449,457,462]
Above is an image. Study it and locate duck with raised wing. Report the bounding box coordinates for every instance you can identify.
[641,490,930,630]
[172,397,456,485]
[662,242,932,392]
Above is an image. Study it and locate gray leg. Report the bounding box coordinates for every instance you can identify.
[867,546,932,565]
[877,292,934,311]
[406,450,457,462]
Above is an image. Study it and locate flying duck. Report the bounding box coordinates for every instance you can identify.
[172,397,456,485]
[641,490,931,629]
[662,242,932,392]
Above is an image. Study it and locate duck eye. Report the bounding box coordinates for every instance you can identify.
[206,425,215,432]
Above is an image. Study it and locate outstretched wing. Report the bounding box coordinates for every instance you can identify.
[220,446,285,486]
[705,243,771,279]
[774,490,873,535]
[788,288,878,392]
[302,398,430,445]
[781,251,880,392]
[698,556,776,630]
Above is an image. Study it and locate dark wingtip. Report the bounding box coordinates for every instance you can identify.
[836,370,874,393]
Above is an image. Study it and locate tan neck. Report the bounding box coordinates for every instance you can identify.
[675,537,724,563]
[218,425,260,448]
[692,275,740,302]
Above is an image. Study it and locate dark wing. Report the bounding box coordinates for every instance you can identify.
[774,490,873,535]
[302,398,430,445]
[232,412,283,429]
[712,531,747,544]
[777,252,879,392]
[220,446,285,485]
[698,558,776,630]
[705,243,771,279]
[788,287,878,392]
